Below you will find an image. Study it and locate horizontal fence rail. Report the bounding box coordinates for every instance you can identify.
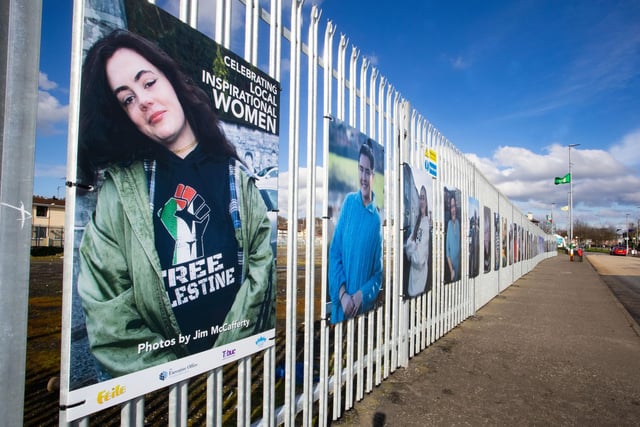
[52,0,557,426]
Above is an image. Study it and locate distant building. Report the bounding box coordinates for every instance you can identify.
[32,196,65,247]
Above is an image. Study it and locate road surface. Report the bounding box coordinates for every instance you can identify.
[587,252,640,327]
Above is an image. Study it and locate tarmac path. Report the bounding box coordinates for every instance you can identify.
[331,254,640,426]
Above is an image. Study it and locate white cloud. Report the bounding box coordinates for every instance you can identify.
[467,141,640,227]
[450,55,470,70]
[609,128,640,168]
[278,166,326,219]
[37,90,68,134]
[364,53,379,67]
[36,72,69,135]
[473,143,627,185]
[39,72,58,90]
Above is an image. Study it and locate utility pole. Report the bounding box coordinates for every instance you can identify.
[636,206,640,253]
[637,217,639,254]
[568,144,580,257]
[0,2,42,425]
[626,213,630,254]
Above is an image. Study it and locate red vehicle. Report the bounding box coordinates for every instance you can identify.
[610,245,627,256]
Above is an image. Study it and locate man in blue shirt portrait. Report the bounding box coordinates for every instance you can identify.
[329,141,383,324]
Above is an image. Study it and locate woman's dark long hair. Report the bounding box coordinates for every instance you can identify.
[78,29,239,184]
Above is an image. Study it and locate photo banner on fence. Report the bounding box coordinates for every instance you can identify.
[468,196,480,279]
[444,187,462,284]
[62,0,279,421]
[483,205,491,274]
[502,216,509,267]
[401,163,433,299]
[326,118,385,325]
[493,211,500,271]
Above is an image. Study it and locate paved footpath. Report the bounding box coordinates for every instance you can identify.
[332,254,640,426]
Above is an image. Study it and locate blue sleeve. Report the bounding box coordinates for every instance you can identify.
[359,221,383,311]
[446,221,452,257]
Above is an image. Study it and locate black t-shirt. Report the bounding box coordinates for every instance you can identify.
[153,145,241,353]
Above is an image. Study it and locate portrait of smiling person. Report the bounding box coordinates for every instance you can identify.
[77,28,275,378]
[327,119,385,324]
[444,187,461,284]
[402,164,433,299]
[63,2,279,418]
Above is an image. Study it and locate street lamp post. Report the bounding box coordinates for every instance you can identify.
[568,144,580,257]
[626,213,630,255]
[636,206,640,254]
[637,217,639,255]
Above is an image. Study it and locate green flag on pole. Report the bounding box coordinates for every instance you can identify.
[554,173,571,185]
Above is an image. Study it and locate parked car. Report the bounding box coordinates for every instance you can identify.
[610,245,627,256]
[257,165,278,181]
[255,166,277,199]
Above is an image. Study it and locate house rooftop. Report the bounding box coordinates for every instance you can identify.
[33,196,65,207]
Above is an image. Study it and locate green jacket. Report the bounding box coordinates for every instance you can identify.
[78,160,275,377]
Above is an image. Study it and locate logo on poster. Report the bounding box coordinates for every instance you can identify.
[256,336,267,347]
[96,385,126,404]
[222,348,236,359]
[158,363,198,381]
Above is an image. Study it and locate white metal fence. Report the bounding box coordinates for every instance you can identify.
[54,0,555,426]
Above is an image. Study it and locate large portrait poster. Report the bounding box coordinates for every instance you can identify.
[483,206,491,274]
[513,223,520,263]
[468,196,480,278]
[402,164,433,299]
[62,0,279,421]
[511,224,515,263]
[327,119,384,324]
[444,187,461,284]
[493,212,500,271]
[501,217,508,267]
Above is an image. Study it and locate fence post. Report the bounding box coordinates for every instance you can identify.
[0,1,42,425]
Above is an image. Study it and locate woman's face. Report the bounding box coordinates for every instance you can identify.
[358,153,374,201]
[450,196,457,221]
[105,48,193,149]
[419,188,427,216]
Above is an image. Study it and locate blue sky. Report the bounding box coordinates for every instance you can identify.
[36,0,640,231]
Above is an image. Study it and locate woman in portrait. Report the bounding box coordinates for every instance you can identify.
[405,185,430,297]
[77,29,274,378]
[445,193,461,282]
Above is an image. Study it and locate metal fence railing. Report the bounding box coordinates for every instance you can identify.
[6,1,557,426]
[31,226,65,248]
